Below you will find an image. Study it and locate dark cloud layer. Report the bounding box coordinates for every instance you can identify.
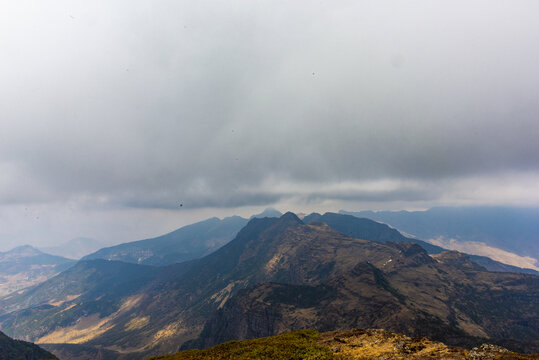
[1,1,539,247]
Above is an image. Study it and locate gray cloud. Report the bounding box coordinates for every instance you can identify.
[1,1,539,248]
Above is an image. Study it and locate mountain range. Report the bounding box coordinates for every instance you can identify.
[80,212,277,266]
[0,212,536,360]
[305,212,538,275]
[341,206,539,269]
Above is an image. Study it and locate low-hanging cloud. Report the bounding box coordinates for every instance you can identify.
[1,0,539,247]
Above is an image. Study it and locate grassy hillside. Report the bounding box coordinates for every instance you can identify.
[147,329,538,360]
[147,330,332,360]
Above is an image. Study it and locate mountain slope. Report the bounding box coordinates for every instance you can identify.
[0,246,75,297]
[192,246,539,352]
[0,330,57,360]
[0,259,161,342]
[82,216,248,266]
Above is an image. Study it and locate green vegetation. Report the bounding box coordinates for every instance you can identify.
[147,330,332,360]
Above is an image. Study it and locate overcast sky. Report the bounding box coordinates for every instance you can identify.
[1,0,538,250]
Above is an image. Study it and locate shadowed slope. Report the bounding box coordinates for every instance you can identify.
[0,330,57,360]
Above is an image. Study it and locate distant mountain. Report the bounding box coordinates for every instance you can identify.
[305,212,538,275]
[303,212,447,254]
[341,207,539,265]
[40,237,106,260]
[82,216,249,266]
[2,213,537,357]
[0,330,57,360]
[0,246,75,297]
[82,210,285,267]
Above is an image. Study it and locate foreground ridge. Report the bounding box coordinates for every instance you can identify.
[147,329,538,360]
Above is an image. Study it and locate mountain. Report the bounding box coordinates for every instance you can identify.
[184,214,539,352]
[341,206,539,267]
[303,212,447,254]
[40,238,106,260]
[82,216,249,266]
[146,329,539,360]
[0,330,57,360]
[192,242,539,352]
[1,213,408,355]
[0,246,75,297]
[305,212,538,275]
[81,210,284,267]
[1,213,537,358]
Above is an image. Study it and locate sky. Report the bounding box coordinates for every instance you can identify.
[1,0,539,250]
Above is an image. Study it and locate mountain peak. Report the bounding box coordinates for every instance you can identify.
[279,212,303,225]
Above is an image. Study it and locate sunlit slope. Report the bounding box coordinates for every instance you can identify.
[147,329,538,360]
[0,259,160,342]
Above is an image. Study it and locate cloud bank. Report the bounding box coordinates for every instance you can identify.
[1,1,538,247]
